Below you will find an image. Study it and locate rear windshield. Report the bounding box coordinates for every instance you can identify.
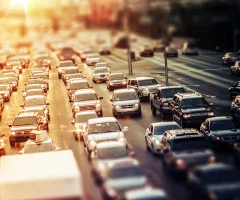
[161,88,185,98]
[109,74,124,81]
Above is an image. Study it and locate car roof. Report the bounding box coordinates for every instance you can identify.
[130,77,155,80]
[25,95,45,100]
[94,67,108,70]
[74,89,95,94]
[26,89,43,92]
[59,60,73,63]
[96,141,126,149]
[75,110,97,116]
[114,88,136,93]
[208,116,233,122]
[17,112,38,117]
[151,121,180,128]
[157,86,184,90]
[176,92,203,99]
[88,117,117,124]
[125,188,167,199]
[23,107,43,111]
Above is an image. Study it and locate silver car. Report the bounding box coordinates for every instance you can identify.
[86,54,100,66]
[92,67,111,83]
[83,117,128,158]
[107,73,127,91]
[145,122,181,155]
[102,158,148,200]
[110,89,141,117]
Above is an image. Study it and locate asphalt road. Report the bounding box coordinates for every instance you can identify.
[1,30,234,200]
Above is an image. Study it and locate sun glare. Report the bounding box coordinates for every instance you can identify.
[11,0,28,10]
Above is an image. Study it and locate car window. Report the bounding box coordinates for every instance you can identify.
[88,122,121,134]
[75,113,98,123]
[25,98,46,106]
[154,124,180,135]
[74,93,97,101]
[131,80,137,86]
[109,166,144,179]
[210,119,236,131]
[181,97,206,108]
[138,79,158,86]
[114,92,138,101]
[109,74,124,80]
[70,82,89,90]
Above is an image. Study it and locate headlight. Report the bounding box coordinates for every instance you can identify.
[11,132,16,135]
[208,156,216,164]
[208,112,214,116]
[142,88,149,91]
[183,114,191,118]
[95,103,101,108]
[122,81,126,84]
[162,102,169,107]
[175,159,186,169]
[106,188,117,198]
[118,137,126,143]
[134,103,139,108]
[73,106,79,111]
[110,82,113,85]
[115,105,120,109]
[155,140,160,145]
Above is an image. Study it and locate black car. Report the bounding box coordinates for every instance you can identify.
[231,96,240,122]
[187,163,240,200]
[222,52,238,65]
[228,81,240,99]
[200,116,240,148]
[161,129,215,177]
[172,93,214,128]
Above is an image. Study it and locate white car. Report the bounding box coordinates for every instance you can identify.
[86,54,100,66]
[145,121,181,155]
[92,67,111,83]
[83,117,128,158]
[110,89,141,117]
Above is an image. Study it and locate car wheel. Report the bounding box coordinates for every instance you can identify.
[109,86,112,91]
[9,140,15,147]
[151,105,156,115]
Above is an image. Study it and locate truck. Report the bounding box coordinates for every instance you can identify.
[150,86,186,119]
[0,150,83,200]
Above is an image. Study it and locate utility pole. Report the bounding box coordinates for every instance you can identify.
[123,0,133,75]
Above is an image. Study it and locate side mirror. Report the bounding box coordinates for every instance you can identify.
[122,126,129,132]
[46,102,50,105]
[20,105,24,107]
[209,103,214,106]
[8,124,12,127]
[99,97,103,100]
[110,99,113,102]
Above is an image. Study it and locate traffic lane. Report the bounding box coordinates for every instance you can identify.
[3,68,32,155]
[48,68,103,200]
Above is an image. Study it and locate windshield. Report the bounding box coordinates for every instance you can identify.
[68,74,83,79]
[74,93,97,101]
[0,86,7,90]
[96,63,108,68]
[161,88,185,98]
[202,168,240,184]
[2,74,15,78]
[6,77,15,82]
[29,80,44,84]
[109,74,124,81]
[154,125,180,135]
[210,119,236,131]
[24,109,44,117]
[65,69,79,74]
[172,137,209,151]
[114,92,138,101]
[13,116,37,126]
[94,68,108,73]
[24,143,55,154]
[109,166,144,179]
[75,113,98,123]
[26,90,43,96]
[59,62,73,67]
[25,98,46,106]
[138,79,158,86]
[98,146,128,159]
[25,85,42,91]
[88,121,121,134]
[181,97,206,108]
[71,82,89,90]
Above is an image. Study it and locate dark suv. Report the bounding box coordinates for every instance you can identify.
[172,93,214,128]
[160,129,214,177]
[8,112,44,147]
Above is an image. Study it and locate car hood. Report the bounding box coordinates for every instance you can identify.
[73,100,98,106]
[207,183,240,199]
[88,131,124,142]
[107,177,147,193]
[211,129,240,136]
[10,125,38,131]
[113,99,139,106]
[182,107,211,114]
[24,105,47,110]
[153,135,163,141]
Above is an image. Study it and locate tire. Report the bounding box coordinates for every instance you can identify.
[151,105,156,115]
[9,140,15,147]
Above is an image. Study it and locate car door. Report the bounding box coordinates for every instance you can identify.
[173,97,181,122]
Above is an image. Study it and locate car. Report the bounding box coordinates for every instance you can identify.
[21,107,49,131]
[110,89,141,117]
[57,60,74,79]
[153,38,170,52]
[187,163,240,200]
[101,159,148,200]
[82,117,128,158]
[65,73,84,86]
[99,45,111,55]
[222,52,238,65]
[2,69,19,80]
[0,139,6,156]
[231,96,240,122]
[27,78,48,93]
[121,188,168,200]
[150,86,186,119]
[19,131,60,154]
[8,112,44,147]
[127,77,161,101]
[80,49,95,62]
[139,45,154,57]
[92,67,111,83]
[91,141,134,183]
[30,73,49,89]
[61,66,80,84]
[23,84,44,96]
[164,46,178,57]
[200,116,240,148]
[228,81,240,99]
[0,85,10,102]
[94,62,111,69]
[6,61,22,73]
[5,77,18,91]
[21,95,50,120]
[172,93,214,128]
[57,47,75,62]
[67,79,91,100]
[182,41,198,55]
[161,129,215,177]
[0,77,12,95]
[34,55,51,69]
[0,93,4,111]
[70,89,103,117]
[145,122,181,155]
[231,61,240,76]
[86,54,100,66]
[107,73,127,91]
[71,111,98,141]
